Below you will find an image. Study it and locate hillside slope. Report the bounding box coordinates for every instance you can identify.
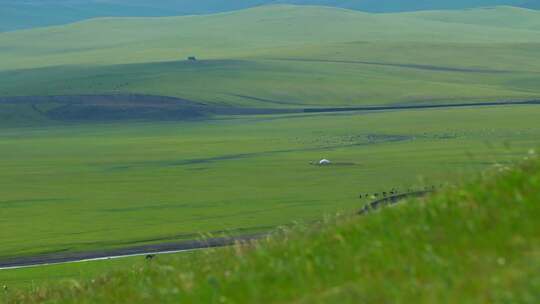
[401,6,540,30]
[3,5,540,71]
[1,0,540,32]
[1,5,540,110]
[8,153,540,303]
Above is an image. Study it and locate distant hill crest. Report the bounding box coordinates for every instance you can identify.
[1,0,539,31]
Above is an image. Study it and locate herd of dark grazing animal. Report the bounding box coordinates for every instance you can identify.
[358,185,441,200]
[358,185,445,215]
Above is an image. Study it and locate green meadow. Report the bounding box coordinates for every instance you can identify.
[5,149,540,303]
[1,4,540,296]
[0,256,144,291]
[1,106,539,261]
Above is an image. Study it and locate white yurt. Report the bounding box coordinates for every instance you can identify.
[319,159,331,165]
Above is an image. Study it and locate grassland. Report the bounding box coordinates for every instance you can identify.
[1,105,539,261]
[4,151,539,303]
[0,255,143,291]
[1,5,540,297]
[1,6,540,109]
[2,1,537,33]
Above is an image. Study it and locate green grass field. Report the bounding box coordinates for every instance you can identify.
[0,256,144,291]
[1,106,539,261]
[4,151,539,303]
[1,5,540,300]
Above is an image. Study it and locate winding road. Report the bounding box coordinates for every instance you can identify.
[0,234,264,270]
[304,99,540,113]
[0,191,434,270]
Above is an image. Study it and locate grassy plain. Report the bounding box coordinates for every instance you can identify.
[1,105,539,261]
[5,150,540,303]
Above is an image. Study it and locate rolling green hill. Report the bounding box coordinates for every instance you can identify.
[3,5,540,68]
[401,6,540,29]
[1,0,540,32]
[1,5,540,114]
[6,153,539,303]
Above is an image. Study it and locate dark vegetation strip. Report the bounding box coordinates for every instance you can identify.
[0,94,297,122]
[268,58,513,73]
[0,94,205,106]
[2,94,540,123]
